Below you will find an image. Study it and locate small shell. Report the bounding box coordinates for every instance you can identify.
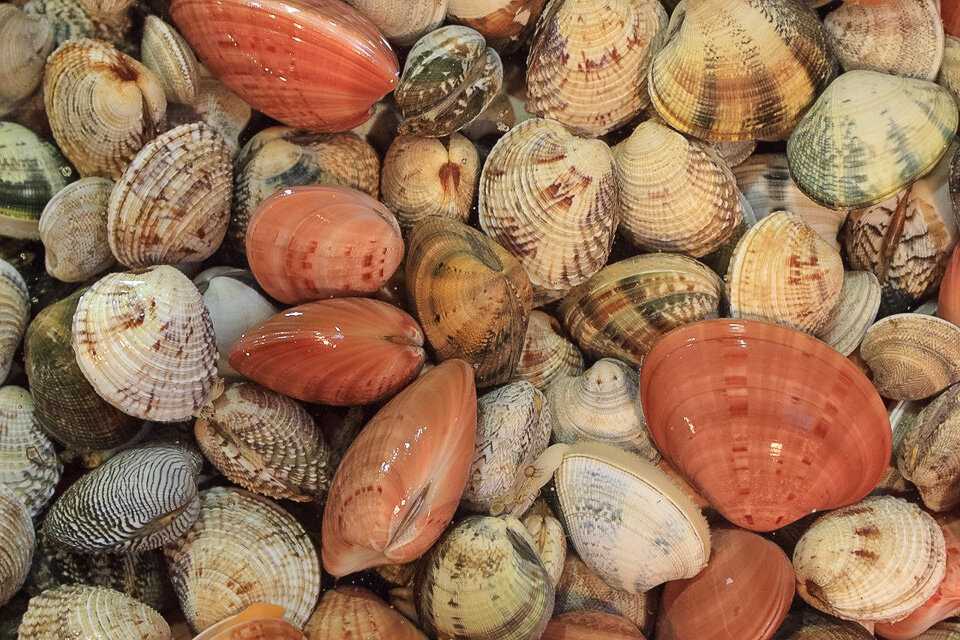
[304,587,428,639]
[416,515,555,640]
[193,604,305,640]
[522,514,566,586]
[164,486,321,632]
[193,76,251,157]
[141,15,199,104]
[860,313,960,400]
[446,0,545,54]
[380,134,479,233]
[554,554,657,634]
[72,265,220,421]
[43,38,166,178]
[479,118,617,304]
[18,585,170,640]
[512,310,584,391]
[816,271,882,357]
[0,5,54,115]
[396,25,503,137]
[794,495,947,623]
[0,482,33,608]
[39,177,115,282]
[898,383,960,511]
[344,0,445,46]
[939,35,960,110]
[0,258,29,383]
[0,386,59,517]
[525,0,666,136]
[547,358,658,460]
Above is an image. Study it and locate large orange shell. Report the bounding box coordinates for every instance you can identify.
[246,186,404,305]
[170,0,398,131]
[193,604,304,640]
[640,319,891,532]
[320,360,477,577]
[229,297,425,406]
[940,244,960,327]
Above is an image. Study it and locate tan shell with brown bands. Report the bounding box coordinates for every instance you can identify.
[525,0,666,137]
[815,271,882,357]
[446,0,545,54]
[0,5,54,116]
[0,482,33,608]
[522,513,566,586]
[512,310,584,391]
[19,585,170,640]
[555,553,656,634]
[140,15,200,105]
[39,177,116,282]
[193,76,252,158]
[345,0,445,46]
[558,253,724,367]
[898,383,960,511]
[0,386,60,518]
[304,586,429,639]
[0,257,29,384]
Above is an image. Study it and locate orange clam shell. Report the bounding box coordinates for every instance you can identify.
[170,0,398,131]
[939,245,960,327]
[320,359,477,577]
[246,186,404,305]
[945,0,960,37]
[193,604,304,640]
[541,612,646,639]
[229,297,425,405]
[640,319,891,532]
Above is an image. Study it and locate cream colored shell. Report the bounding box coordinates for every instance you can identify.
[938,35,960,111]
[194,76,252,158]
[898,383,960,511]
[0,258,29,383]
[345,0,446,46]
[815,271,882,357]
[0,386,59,517]
[523,513,566,586]
[512,309,584,391]
[39,177,115,282]
[18,585,170,640]
[0,482,33,608]
[141,15,199,105]
[0,5,54,116]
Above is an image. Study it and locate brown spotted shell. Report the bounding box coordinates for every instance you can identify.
[140,15,199,104]
[0,5,54,116]
[512,310,584,391]
[0,386,60,517]
[0,482,33,608]
[304,586,428,639]
[39,177,116,282]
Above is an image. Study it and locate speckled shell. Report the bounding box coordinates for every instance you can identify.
[0,386,59,517]
[649,0,837,141]
[193,603,305,640]
[304,587,428,639]
[0,5,53,115]
[406,216,533,387]
[824,0,943,80]
[512,310,584,391]
[816,271,882,357]
[24,0,133,51]
[525,0,666,136]
[898,384,960,511]
[193,76,251,158]
[18,585,170,640]
[523,514,566,586]
[396,25,503,137]
[72,265,220,421]
[794,495,947,623]
[43,38,166,178]
[446,0,545,54]
[164,486,321,632]
[0,482,33,608]
[766,607,874,638]
[787,70,958,209]
[141,15,199,104]
[39,177,115,282]
[380,134,479,233]
[345,0,445,46]
[558,253,724,368]
[416,515,555,640]
[0,258,29,383]
[727,210,844,334]
[554,554,656,634]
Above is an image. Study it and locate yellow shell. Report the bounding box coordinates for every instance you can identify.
[39,177,116,282]
[0,482,33,608]
[141,15,199,104]
[0,386,60,517]
[0,5,53,116]
[523,513,566,586]
[19,585,170,640]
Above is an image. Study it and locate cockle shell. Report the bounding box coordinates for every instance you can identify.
[395,25,503,137]
[727,210,844,334]
[816,271,883,357]
[345,0,445,46]
[42,444,201,553]
[940,244,960,327]
[542,612,645,640]
[512,310,584,391]
[446,0,545,53]
[192,76,251,158]
[321,360,477,576]
[787,70,958,209]
[0,258,29,384]
[0,386,59,518]
[554,554,656,634]
[0,5,53,116]
[406,216,533,387]
[479,118,617,304]
[898,384,960,511]
[79,0,135,14]
[39,177,115,282]
[141,15,199,105]
[164,486,321,631]
[794,495,947,623]
[193,603,305,640]
[526,0,666,136]
[523,513,566,586]
[303,587,428,640]
[18,585,170,640]
[245,185,403,304]
[773,608,876,639]
[43,38,166,178]
[72,265,220,421]
[824,0,943,80]
[614,120,741,257]
[380,134,479,233]
[416,515,555,640]
[0,483,33,608]
[229,297,425,406]
[558,253,724,368]
[648,0,837,141]
[171,0,399,131]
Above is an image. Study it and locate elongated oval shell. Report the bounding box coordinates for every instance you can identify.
[816,271,882,357]
[321,360,477,576]
[39,177,115,282]
[0,386,60,517]
[555,553,656,634]
[512,310,584,391]
[0,257,29,384]
[523,514,566,586]
[141,15,199,104]
[193,604,304,640]
[345,0,445,46]
[164,486,320,632]
[446,0,544,54]
[898,384,960,511]
[0,5,53,116]
[0,482,33,608]
[304,586,428,639]
[479,118,617,304]
[18,585,170,640]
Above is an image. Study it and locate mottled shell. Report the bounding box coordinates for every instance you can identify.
[304,587,428,640]
[0,482,33,608]
[0,258,29,383]
[43,38,166,178]
[898,383,960,511]
[861,313,960,400]
[512,310,584,391]
[614,120,741,257]
[72,265,220,421]
[0,386,59,518]
[24,0,133,50]
[396,25,503,137]
[727,210,844,333]
[416,515,555,640]
[525,0,666,136]
[107,122,231,268]
[523,514,566,586]
[380,134,479,233]
[787,70,958,209]
[479,118,617,304]
[648,0,837,141]
[141,15,199,104]
[816,271,882,357]
[0,5,54,115]
[462,381,551,515]
[39,177,115,282]
[163,486,321,632]
[794,495,947,623]
[939,35,960,111]
[406,216,533,387]
[554,554,656,634]
[42,445,202,553]
[446,0,544,54]
[824,0,944,80]
[19,585,170,640]
[193,76,251,158]
[558,253,724,367]
[345,0,445,46]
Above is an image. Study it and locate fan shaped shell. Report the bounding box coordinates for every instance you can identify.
[0,386,60,517]
[0,482,32,608]
[18,585,170,640]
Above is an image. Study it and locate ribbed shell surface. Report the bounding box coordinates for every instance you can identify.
[512,310,585,391]
[0,257,29,383]
[0,386,59,517]
[899,383,960,511]
[39,177,115,282]
[304,586,428,639]
[0,482,33,608]
[140,14,200,104]
[0,5,53,115]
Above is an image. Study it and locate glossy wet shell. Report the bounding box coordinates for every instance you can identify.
[898,384,960,511]
[816,271,882,357]
[19,585,170,640]
[0,386,59,518]
[446,0,545,54]
[141,15,199,104]
[0,257,29,383]
[304,586,428,639]
[193,603,305,640]
[39,177,115,282]
[0,5,53,116]
[0,483,33,608]
[512,310,585,391]
[523,514,566,586]
[554,553,657,633]
[345,0,445,46]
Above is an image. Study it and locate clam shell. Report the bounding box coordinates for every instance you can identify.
[939,35,960,110]
[649,0,837,141]
[554,554,656,634]
[479,118,617,304]
[396,25,503,137]
[446,0,545,54]
[558,253,724,368]
[526,0,666,136]
[193,76,251,158]
[24,0,133,50]
[542,612,644,640]
[512,310,584,391]
[816,271,882,357]
[787,70,958,209]
[192,603,305,640]
[522,514,566,586]
[406,216,533,387]
[416,515,555,640]
[794,495,947,623]
[0,386,59,517]
[18,585,170,640]
[907,622,960,638]
[0,482,33,608]
[727,210,844,333]
[304,587,428,639]
[940,244,960,327]
[141,15,199,105]
[773,608,876,639]
[164,486,321,631]
[0,5,53,115]
[43,38,166,178]
[898,383,960,511]
[321,360,477,576]
[39,177,115,282]
[0,257,29,383]
[345,0,445,46]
